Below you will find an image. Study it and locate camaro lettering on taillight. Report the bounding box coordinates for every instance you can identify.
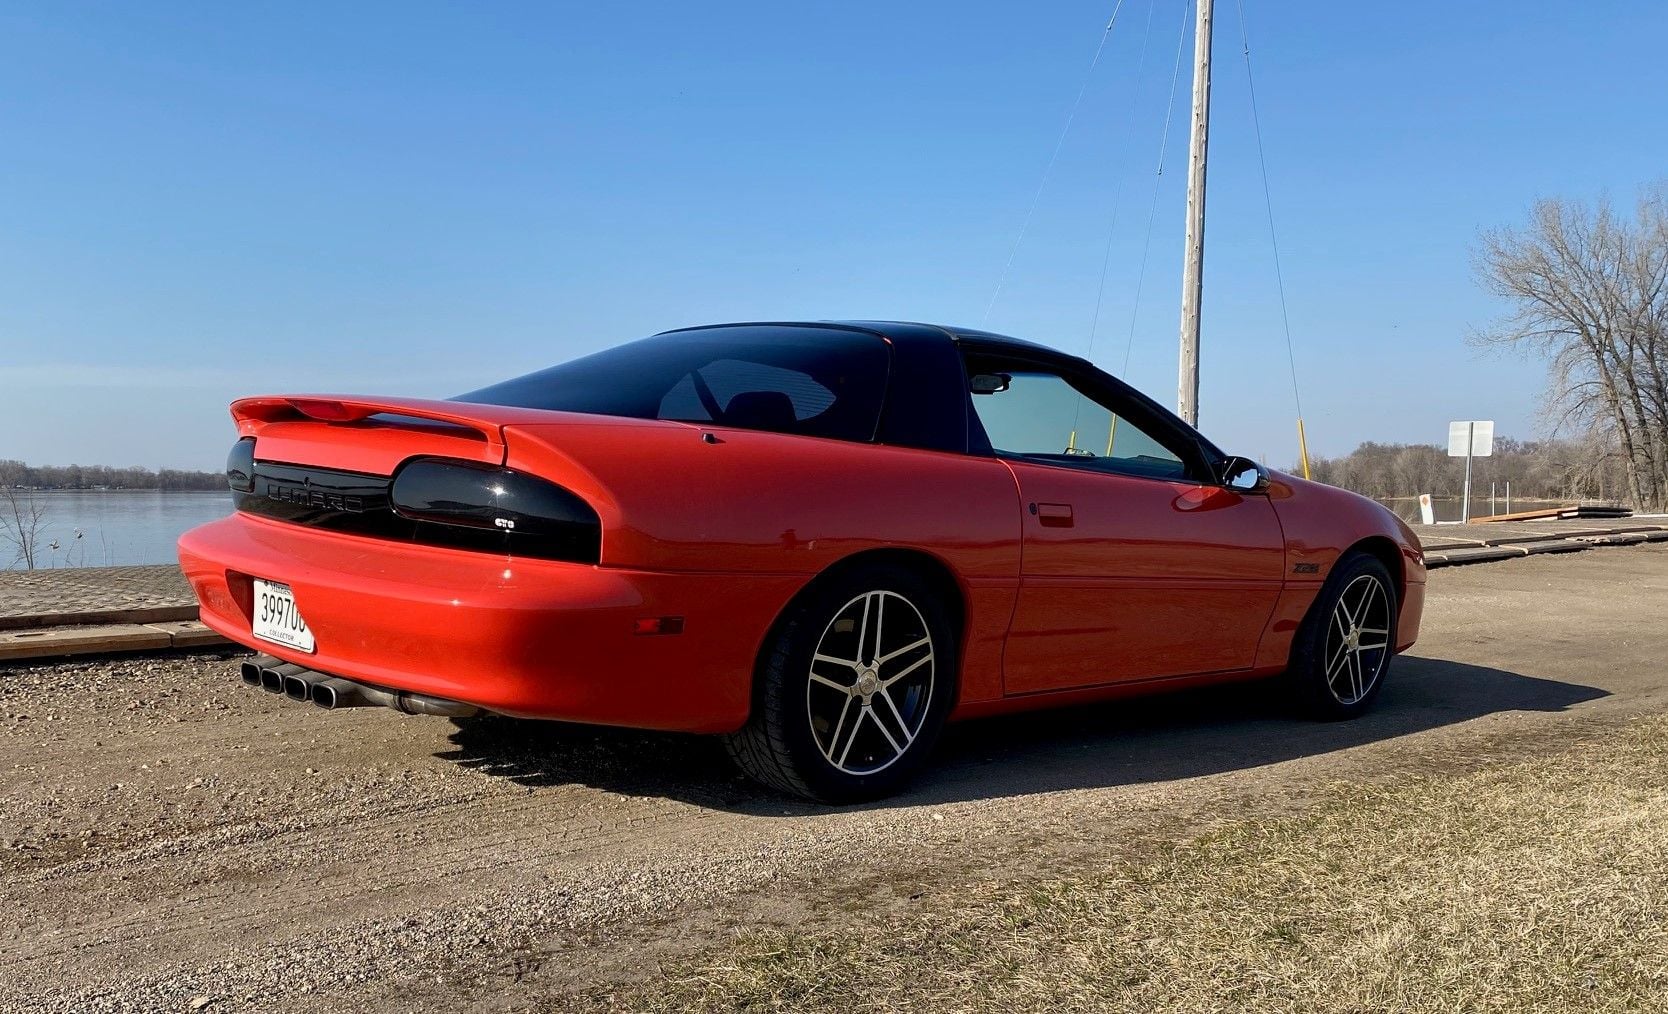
[264,481,366,513]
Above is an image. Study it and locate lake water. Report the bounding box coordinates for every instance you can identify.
[1,491,232,570]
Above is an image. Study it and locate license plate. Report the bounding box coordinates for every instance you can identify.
[252,579,316,653]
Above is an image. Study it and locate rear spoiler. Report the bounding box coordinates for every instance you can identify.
[234,394,512,428]
[228,394,658,475]
[229,395,530,466]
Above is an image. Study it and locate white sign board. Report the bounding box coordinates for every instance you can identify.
[1447,420,1494,458]
[1471,420,1494,457]
[1446,422,1467,457]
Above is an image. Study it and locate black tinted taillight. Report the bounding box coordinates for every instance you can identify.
[227,437,256,492]
[390,459,600,563]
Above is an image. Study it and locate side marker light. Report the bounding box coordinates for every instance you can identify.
[633,616,685,636]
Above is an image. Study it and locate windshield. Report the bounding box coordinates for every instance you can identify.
[454,325,890,442]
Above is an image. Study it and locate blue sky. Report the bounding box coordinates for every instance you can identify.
[3,1,1666,470]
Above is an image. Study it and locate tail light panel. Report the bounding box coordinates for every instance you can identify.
[231,455,601,565]
[389,458,601,563]
[227,437,256,493]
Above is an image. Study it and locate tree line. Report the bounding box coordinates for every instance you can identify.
[0,460,225,491]
[1301,435,1628,504]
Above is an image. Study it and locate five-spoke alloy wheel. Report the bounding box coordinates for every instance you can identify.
[725,564,955,802]
[1289,551,1399,719]
[1322,573,1393,706]
[807,590,936,776]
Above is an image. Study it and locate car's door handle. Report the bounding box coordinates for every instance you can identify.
[1032,502,1074,527]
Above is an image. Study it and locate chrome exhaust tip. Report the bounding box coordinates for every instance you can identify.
[281,673,314,701]
[258,662,303,694]
[239,658,267,686]
[310,676,361,710]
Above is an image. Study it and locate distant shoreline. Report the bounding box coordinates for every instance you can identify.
[2,461,225,493]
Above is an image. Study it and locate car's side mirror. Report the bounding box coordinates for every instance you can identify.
[1219,455,1269,494]
[969,372,1011,395]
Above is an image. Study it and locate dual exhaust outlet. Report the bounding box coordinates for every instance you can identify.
[238,657,480,718]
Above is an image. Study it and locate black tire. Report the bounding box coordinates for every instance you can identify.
[724,563,957,803]
[1288,551,1398,720]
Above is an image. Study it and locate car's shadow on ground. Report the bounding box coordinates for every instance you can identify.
[435,655,1608,814]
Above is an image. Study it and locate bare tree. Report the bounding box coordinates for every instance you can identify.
[0,488,50,570]
[1472,185,1668,512]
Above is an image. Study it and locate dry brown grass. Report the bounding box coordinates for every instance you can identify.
[576,717,1668,1013]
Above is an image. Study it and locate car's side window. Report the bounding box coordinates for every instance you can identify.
[966,363,1189,482]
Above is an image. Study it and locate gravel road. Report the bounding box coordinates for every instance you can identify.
[4,546,1666,1012]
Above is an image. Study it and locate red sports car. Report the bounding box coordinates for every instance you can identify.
[179,321,1424,802]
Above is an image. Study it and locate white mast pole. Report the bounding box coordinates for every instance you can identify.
[1176,0,1213,427]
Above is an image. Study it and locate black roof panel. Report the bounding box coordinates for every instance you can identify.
[659,319,1070,355]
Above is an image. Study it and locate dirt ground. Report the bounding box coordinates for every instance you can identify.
[3,546,1666,1013]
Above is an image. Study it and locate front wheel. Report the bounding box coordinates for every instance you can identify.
[724,564,956,803]
[1289,552,1398,719]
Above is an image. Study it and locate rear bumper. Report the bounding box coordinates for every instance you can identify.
[178,514,805,733]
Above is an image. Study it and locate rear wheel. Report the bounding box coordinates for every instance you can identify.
[724,564,956,803]
[1289,552,1398,719]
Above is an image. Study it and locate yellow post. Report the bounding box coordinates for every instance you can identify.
[1297,418,1312,480]
[1105,416,1119,457]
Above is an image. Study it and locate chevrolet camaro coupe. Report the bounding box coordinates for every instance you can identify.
[179,321,1425,802]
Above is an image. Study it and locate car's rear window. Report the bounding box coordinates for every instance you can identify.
[454,325,890,442]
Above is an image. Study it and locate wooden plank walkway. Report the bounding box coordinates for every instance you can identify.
[1413,519,1668,567]
[0,620,229,661]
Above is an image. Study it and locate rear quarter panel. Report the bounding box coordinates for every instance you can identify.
[505,423,1025,705]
